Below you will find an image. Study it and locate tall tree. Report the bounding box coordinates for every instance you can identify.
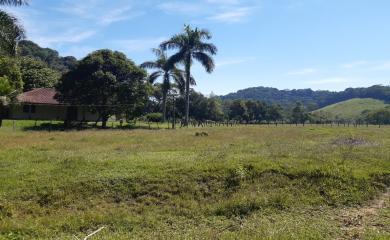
[56,49,148,128]
[19,57,61,91]
[141,48,185,122]
[0,10,25,56]
[160,25,217,125]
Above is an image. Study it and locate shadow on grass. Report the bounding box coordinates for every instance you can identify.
[21,122,168,132]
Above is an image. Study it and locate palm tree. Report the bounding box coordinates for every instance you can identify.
[0,0,27,56]
[0,10,25,56]
[160,25,217,125]
[141,48,186,122]
[0,0,28,6]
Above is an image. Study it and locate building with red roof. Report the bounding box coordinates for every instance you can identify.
[6,88,99,122]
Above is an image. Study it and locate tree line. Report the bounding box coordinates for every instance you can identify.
[1,0,390,127]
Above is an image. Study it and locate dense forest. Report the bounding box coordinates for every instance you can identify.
[18,40,77,73]
[221,85,390,109]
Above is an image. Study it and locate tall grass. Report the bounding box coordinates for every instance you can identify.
[0,121,389,239]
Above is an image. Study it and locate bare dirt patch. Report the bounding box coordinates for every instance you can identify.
[337,189,389,240]
[332,137,377,147]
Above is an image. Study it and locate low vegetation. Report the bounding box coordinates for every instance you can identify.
[0,121,389,239]
[312,98,389,121]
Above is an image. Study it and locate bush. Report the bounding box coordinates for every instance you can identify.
[145,113,163,123]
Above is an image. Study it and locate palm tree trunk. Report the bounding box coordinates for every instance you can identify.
[185,60,191,126]
[162,91,167,122]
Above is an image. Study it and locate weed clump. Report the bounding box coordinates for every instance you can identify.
[195,132,208,137]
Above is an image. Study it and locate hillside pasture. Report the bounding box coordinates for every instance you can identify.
[0,121,389,239]
[312,98,388,121]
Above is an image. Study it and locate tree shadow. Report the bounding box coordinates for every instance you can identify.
[21,122,167,132]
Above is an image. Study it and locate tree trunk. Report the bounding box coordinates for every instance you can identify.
[162,90,167,123]
[102,119,107,129]
[185,60,191,126]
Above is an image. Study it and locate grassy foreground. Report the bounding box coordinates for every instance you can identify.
[0,121,389,239]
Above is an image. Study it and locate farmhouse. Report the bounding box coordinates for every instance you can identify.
[6,88,99,122]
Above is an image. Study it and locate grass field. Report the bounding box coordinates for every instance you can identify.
[312,98,388,121]
[0,120,389,239]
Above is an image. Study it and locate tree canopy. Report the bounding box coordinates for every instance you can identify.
[19,57,61,91]
[56,49,149,127]
[0,56,22,96]
[0,10,25,56]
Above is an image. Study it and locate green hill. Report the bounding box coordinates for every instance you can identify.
[312,98,388,120]
[221,85,390,108]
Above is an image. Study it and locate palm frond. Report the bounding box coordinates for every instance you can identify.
[192,52,215,73]
[166,50,187,69]
[0,0,28,6]
[195,42,217,55]
[148,71,163,84]
[160,34,185,51]
[0,10,25,56]
[198,29,212,40]
[140,61,159,69]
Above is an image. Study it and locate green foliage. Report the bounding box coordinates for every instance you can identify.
[222,85,390,109]
[144,112,163,122]
[312,98,388,121]
[161,25,217,124]
[0,76,12,95]
[0,56,22,95]
[364,106,390,125]
[18,40,77,73]
[56,49,148,127]
[291,102,309,123]
[175,91,224,121]
[0,10,25,56]
[141,48,185,121]
[19,57,61,91]
[223,99,283,122]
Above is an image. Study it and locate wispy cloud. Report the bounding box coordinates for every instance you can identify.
[55,0,143,26]
[208,7,254,23]
[286,68,317,76]
[112,37,167,53]
[158,2,202,15]
[205,0,240,4]
[33,29,96,47]
[341,60,368,69]
[369,61,390,71]
[158,0,258,23]
[305,77,351,85]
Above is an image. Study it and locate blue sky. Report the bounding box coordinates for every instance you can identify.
[4,0,390,95]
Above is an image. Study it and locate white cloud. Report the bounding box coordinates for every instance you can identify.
[286,68,317,76]
[341,61,368,69]
[305,77,351,85]
[113,37,167,53]
[158,1,258,23]
[55,0,143,26]
[33,29,96,47]
[205,0,240,5]
[158,2,202,15]
[370,61,390,71]
[208,7,254,23]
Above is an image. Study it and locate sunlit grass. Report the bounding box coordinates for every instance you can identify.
[0,121,389,239]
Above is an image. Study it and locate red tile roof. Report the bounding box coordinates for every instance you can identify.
[17,88,61,105]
